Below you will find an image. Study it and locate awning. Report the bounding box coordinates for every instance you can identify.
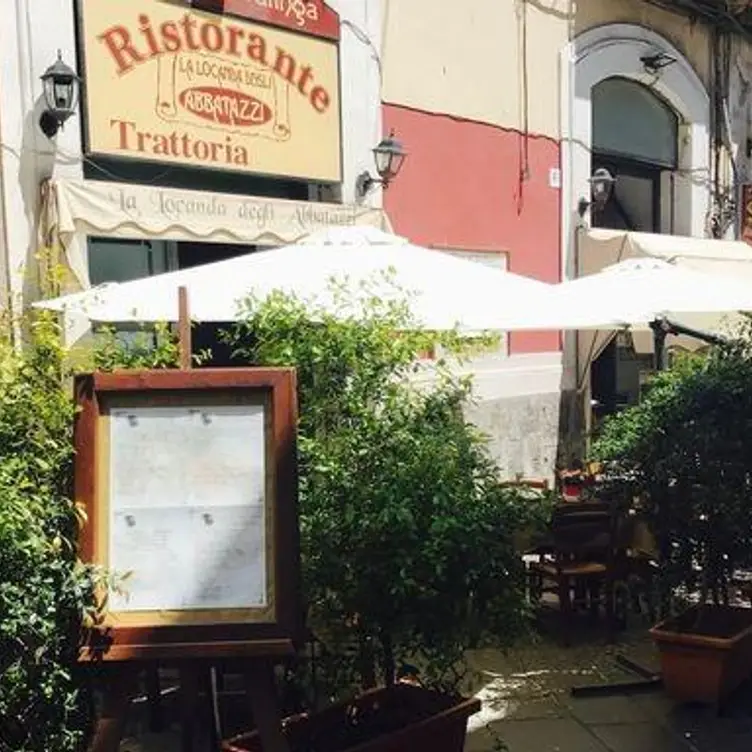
[576,228,752,387]
[39,178,391,289]
[578,228,752,277]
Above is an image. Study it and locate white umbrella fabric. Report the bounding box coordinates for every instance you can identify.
[555,257,752,382]
[557,257,752,323]
[34,227,620,333]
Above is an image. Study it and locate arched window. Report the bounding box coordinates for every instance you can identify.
[592,77,678,168]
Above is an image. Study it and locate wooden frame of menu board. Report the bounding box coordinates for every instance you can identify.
[74,368,301,663]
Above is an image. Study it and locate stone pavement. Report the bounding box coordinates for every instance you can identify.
[118,628,752,751]
[463,632,752,752]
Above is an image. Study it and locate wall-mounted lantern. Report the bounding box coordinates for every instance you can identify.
[39,51,81,139]
[356,131,408,198]
[577,168,616,217]
[640,51,676,75]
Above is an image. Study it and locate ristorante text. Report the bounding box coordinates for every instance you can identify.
[97,12,333,168]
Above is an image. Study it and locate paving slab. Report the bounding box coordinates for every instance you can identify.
[589,723,695,752]
[665,716,752,752]
[505,697,564,721]
[482,718,608,752]
[562,695,652,725]
[465,629,752,752]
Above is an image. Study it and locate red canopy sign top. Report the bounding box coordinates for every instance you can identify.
[193,0,340,41]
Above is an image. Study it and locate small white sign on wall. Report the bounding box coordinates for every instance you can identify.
[437,249,509,357]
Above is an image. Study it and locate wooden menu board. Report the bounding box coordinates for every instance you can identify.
[74,369,301,662]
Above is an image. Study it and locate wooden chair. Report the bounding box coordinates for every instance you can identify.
[528,502,621,645]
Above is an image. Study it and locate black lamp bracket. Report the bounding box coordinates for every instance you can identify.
[356,172,386,199]
[39,110,63,139]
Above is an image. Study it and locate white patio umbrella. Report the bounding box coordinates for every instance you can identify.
[35,227,619,333]
[559,257,752,322]
[555,257,752,381]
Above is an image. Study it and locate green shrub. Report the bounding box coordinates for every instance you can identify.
[230,290,547,700]
[592,340,752,606]
[0,316,184,751]
[0,315,94,752]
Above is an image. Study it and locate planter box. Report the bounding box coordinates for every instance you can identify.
[223,685,480,752]
[650,605,752,705]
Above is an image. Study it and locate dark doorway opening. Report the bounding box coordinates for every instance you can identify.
[591,155,663,234]
[177,242,258,367]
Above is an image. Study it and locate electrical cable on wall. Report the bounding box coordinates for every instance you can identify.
[517,0,531,213]
[341,19,382,80]
[0,139,184,186]
[706,24,739,238]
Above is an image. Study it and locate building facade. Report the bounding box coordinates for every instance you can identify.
[0,0,385,320]
[1,0,750,480]
[381,0,752,475]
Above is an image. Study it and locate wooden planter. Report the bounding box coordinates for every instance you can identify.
[650,605,752,705]
[222,685,481,752]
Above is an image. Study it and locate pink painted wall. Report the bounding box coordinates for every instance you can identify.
[383,103,561,354]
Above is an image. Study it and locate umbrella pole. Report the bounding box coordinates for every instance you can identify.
[651,317,726,372]
[178,285,192,371]
[177,285,226,743]
[650,319,667,371]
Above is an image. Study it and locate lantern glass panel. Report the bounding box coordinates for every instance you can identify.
[389,152,406,178]
[54,80,72,110]
[374,146,393,177]
[43,77,56,111]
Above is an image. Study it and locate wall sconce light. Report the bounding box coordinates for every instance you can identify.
[640,51,676,75]
[39,51,81,139]
[356,131,408,198]
[577,168,616,217]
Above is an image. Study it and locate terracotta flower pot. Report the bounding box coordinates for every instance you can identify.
[650,604,752,705]
[222,684,480,752]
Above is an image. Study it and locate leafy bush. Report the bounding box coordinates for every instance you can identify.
[0,317,184,751]
[91,323,208,372]
[230,290,547,700]
[592,340,752,606]
[0,315,95,752]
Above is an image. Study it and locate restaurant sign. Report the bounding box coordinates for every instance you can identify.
[196,0,340,40]
[77,0,341,182]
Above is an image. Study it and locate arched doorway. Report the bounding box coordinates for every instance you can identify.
[558,23,710,457]
[589,77,680,419]
[591,77,679,233]
[567,23,710,258]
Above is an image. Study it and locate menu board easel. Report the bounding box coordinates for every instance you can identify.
[75,365,300,752]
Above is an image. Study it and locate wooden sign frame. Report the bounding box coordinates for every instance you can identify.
[74,368,301,663]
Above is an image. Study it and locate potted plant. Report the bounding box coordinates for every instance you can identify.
[592,340,752,706]
[223,684,481,752]
[649,604,752,706]
[221,288,545,750]
[557,462,596,500]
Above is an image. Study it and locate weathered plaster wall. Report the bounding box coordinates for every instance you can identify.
[382,0,570,140]
[381,0,566,481]
[574,0,711,89]
[466,392,561,480]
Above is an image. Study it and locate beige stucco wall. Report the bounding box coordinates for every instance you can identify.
[574,0,711,89]
[381,0,569,139]
[382,0,717,141]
